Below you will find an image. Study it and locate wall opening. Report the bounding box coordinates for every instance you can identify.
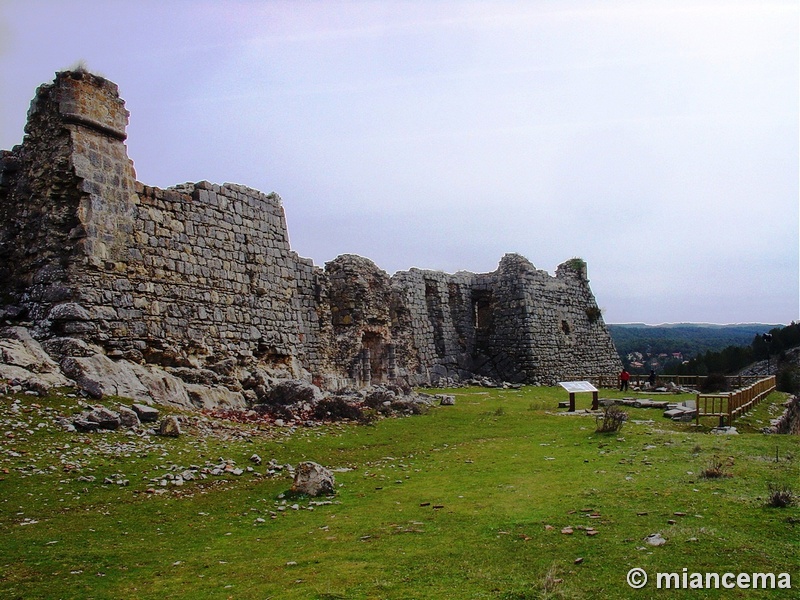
[472,289,494,330]
[361,332,386,384]
[425,279,446,358]
[448,282,467,352]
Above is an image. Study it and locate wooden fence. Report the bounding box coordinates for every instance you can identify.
[586,374,768,390]
[695,375,776,425]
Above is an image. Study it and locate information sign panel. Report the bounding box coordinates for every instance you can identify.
[558,381,598,393]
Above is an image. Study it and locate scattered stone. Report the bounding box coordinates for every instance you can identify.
[60,355,150,400]
[710,426,738,435]
[0,327,63,373]
[132,403,159,423]
[117,405,140,428]
[56,417,76,432]
[184,383,246,410]
[290,461,335,497]
[158,415,181,437]
[645,533,666,546]
[0,329,74,392]
[86,406,121,430]
[73,419,100,433]
[436,394,456,406]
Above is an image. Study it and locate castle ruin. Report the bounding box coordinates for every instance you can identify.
[0,70,621,397]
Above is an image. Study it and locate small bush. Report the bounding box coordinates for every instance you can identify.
[585,306,602,323]
[565,257,586,272]
[358,408,379,425]
[701,373,730,393]
[766,483,795,508]
[69,59,90,73]
[312,397,364,421]
[390,399,430,415]
[701,455,731,479]
[777,366,800,395]
[596,405,628,433]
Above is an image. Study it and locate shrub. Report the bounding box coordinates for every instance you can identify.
[252,403,295,421]
[69,59,90,73]
[595,405,628,433]
[358,408,379,425]
[312,397,364,421]
[390,399,430,415]
[700,456,731,479]
[700,373,730,393]
[565,257,586,272]
[766,483,795,508]
[777,366,800,395]
[585,306,603,323]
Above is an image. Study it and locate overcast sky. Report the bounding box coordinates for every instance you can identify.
[1,1,797,325]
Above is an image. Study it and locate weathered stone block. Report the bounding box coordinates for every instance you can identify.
[290,461,335,496]
[158,415,181,437]
[131,403,159,422]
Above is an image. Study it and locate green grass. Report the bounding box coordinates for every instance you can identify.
[1,386,797,599]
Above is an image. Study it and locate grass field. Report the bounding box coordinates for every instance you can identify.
[1,385,797,599]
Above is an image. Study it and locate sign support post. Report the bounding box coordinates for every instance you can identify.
[558,381,600,412]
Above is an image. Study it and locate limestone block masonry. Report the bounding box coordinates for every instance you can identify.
[0,70,622,390]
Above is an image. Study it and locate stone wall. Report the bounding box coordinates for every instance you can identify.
[766,395,800,435]
[0,70,622,392]
[389,255,620,386]
[391,268,477,383]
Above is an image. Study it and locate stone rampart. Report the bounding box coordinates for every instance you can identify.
[0,70,622,394]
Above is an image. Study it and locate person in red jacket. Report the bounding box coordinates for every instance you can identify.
[619,369,631,391]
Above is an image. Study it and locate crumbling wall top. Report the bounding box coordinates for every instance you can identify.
[27,70,129,142]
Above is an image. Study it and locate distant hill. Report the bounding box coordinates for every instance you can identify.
[611,322,782,330]
[607,323,783,363]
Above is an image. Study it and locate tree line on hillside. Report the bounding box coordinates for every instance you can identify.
[608,323,778,360]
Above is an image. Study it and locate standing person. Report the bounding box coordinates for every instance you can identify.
[648,369,656,387]
[619,368,630,392]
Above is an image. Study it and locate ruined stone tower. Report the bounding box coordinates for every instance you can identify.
[0,71,621,390]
